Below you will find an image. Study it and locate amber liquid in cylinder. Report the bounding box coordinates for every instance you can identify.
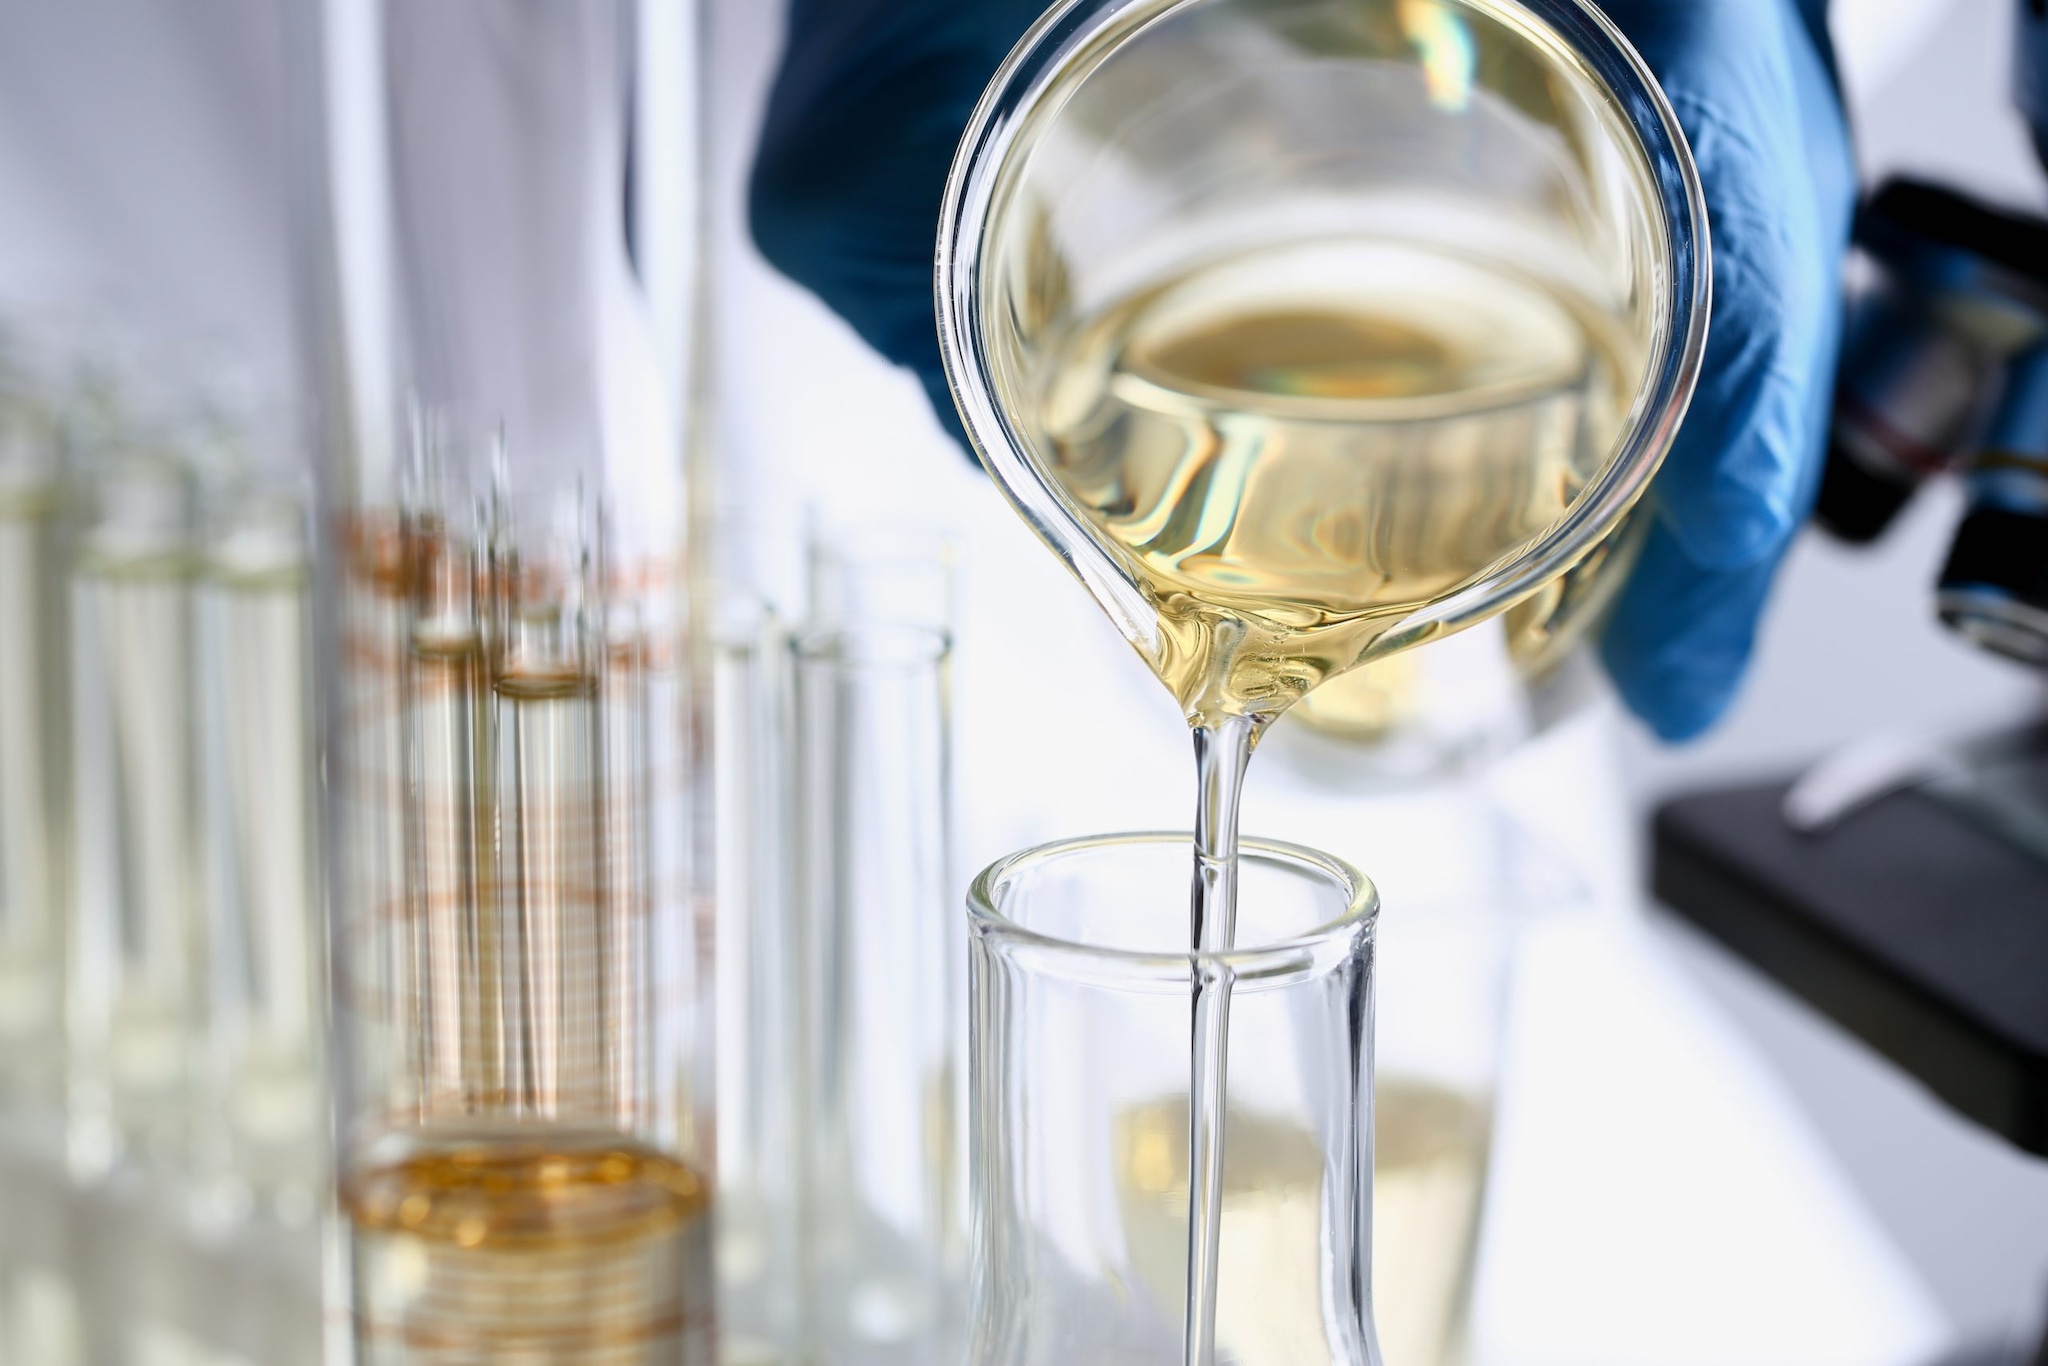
[342,509,705,1364]
[348,1135,714,1365]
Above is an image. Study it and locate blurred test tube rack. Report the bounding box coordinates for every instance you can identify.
[0,352,328,1366]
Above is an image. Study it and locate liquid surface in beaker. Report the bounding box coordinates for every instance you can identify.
[1037,236,1627,726]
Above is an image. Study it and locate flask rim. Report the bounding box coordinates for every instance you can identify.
[967,831,1378,988]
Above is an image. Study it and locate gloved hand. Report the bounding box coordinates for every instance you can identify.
[751,0,1856,742]
[1594,0,1855,740]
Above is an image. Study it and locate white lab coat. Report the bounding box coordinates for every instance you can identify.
[0,0,294,394]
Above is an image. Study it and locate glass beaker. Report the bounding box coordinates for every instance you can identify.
[967,832,1380,1366]
[937,0,1709,725]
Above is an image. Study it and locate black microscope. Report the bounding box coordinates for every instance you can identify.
[1652,0,2048,1239]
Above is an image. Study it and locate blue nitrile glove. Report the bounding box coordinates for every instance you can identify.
[751,0,1046,446]
[750,0,1857,742]
[1594,0,1855,739]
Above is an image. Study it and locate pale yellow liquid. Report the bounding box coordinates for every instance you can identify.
[405,628,496,1118]
[1291,653,1426,743]
[1115,1079,1491,1366]
[347,1135,715,1365]
[1374,1078,1492,1366]
[1036,237,1627,726]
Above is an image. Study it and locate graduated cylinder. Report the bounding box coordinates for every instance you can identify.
[298,1,709,1361]
[336,439,706,1363]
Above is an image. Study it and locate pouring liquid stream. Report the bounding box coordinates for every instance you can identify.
[1185,713,1255,1366]
[1034,235,1626,1363]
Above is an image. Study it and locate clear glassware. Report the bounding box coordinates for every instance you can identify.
[713,593,804,1366]
[937,0,1709,726]
[794,621,962,1366]
[0,367,67,1113]
[0,1141,86,1366]
[966,832,1381,1366]
[1239,746,1591,1365]
[68,445,202,1176]
[1369,901,1509,1366]
[297,0,713,1355]
[1278,624,1540,784]
[806,519,959,633]
[195,476,325,1223]
[940,15,1703,1357]
[324,421,714,1365]
[1364,818,1544,1366]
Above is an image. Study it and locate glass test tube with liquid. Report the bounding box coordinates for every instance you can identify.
[713,594,803,1366]
[795,523,964,1366]
[70,450,202,1175]
[197,477,326,1222]
[0,362,81,1366]
[0,374,67,1112]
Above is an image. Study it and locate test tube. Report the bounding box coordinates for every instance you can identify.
[399,431,492,1124]
[69,443,202,1175]
[713,594,803,1366]
[196,476,325,1222]
[0,371,67,1112]
[0,1143,86,1365]
[794,617,960,1366]
[806,521,959,630]
[0,356,78,1366]
[486,484,609,1123]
